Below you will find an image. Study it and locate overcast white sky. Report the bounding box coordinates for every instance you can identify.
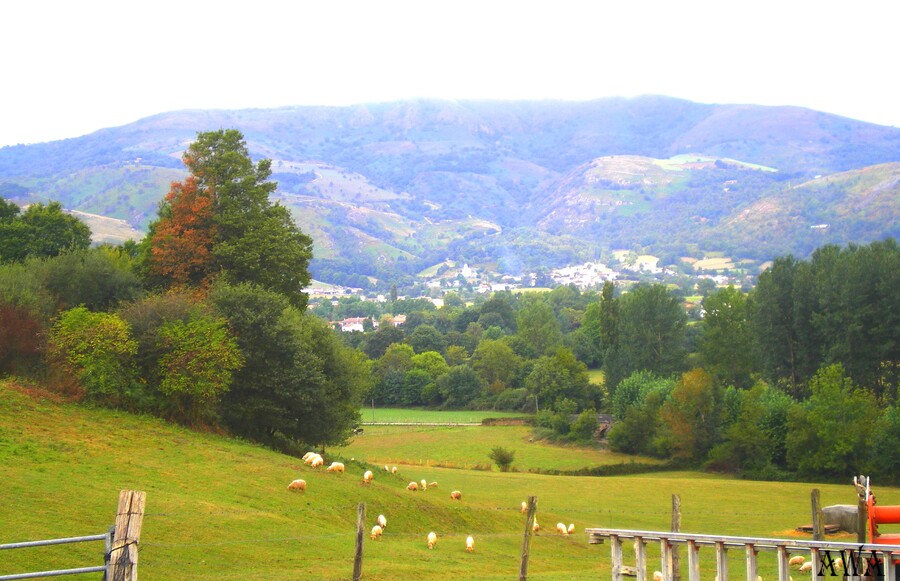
[1,1,897,147]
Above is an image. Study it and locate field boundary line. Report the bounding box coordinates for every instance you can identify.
[360,422,482,426]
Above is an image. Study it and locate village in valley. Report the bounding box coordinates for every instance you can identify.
[315,252,751,331]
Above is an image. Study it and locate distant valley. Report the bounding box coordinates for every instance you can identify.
[0,96,897,287]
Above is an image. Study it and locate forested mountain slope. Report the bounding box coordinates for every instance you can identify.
[1,97,897,280]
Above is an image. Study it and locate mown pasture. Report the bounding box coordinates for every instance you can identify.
[3,382,898,580]
[359,407,528,424]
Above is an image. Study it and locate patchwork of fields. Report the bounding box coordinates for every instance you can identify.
[3,387,896,580]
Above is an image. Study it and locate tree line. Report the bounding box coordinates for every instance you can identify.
[0,127,897,481]
[0,130,369,453]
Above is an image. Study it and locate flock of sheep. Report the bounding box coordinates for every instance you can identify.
[288,451,578,554]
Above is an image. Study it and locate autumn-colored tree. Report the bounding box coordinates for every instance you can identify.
[0,301,45,375]
[145,176,216,290]
[660,368,724,461]
[141,129,313,308]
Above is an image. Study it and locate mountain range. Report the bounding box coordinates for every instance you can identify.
[0,96,897,285]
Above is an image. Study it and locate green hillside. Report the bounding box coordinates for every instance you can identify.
[0,97,897,283]
[5,380,900,580]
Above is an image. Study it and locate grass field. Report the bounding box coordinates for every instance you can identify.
[4,381,898,580]
[359,407,528,424]
[587,369,605,385]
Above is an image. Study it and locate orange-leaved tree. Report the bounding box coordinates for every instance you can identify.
[145,176,216,291]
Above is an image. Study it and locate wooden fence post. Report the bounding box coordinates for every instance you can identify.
[108,489,145,581]
[855,475,868,544]
[520,496,537,581]
[811,489,824,541]
[671,494,681,581]
[353,502,366,581]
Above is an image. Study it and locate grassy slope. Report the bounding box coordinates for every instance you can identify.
[4,382,900,580]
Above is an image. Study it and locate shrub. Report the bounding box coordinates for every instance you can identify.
[488,446,516,472]
[47,306,138,406]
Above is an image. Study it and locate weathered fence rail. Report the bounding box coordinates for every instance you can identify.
[0,529,113,580]
[586,528,900,581]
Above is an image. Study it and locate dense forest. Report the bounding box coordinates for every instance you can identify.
[1,130,898,483]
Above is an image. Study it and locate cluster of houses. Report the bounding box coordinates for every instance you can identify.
[314,257,754,332]
[337,314,407,333]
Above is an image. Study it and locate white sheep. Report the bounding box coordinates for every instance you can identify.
[420,479,428,491]
[407,481,419,491]
[520,501,528,514]
[567,523,575,534]
[326,461,345,473]
[302,451,315,462]
[310,456,324,469]
[377,514,387,530]
[304,452,322,465]
[287,479,307,492]
[653,572,663,581]
[466,535,475,552]
[450,490,462,501]
[429,481,438,489]
[427,531,437,549]
[798,562,813,573]
[789,555,805,568]
[370,525,383,540]
[532,517,540,533]
[362,470,374,484]
[391,466,398,474]
[556,522,568,535]
[384,465,390,472]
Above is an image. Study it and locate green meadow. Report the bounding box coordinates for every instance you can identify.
[3,382,898,580]
[359,407,527,424]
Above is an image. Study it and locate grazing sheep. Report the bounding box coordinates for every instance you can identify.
[287,479,307,492]
[304,452,322,465]
[568,523,575,534]
[427,531,437,549]
[532,517,540,533]
[556,522,568,535]
[798,562,813,573]
[310,456,324,469]
[653,572,663,581]
[377,514,387,530]
[370,525,383,540]
[362,470,374,484]
[407,482,419,491]
[466,535,475,552]
[391,466,398,474]
[326,461,345,473]
[450,490,462,501]
[302,452,315,462]
[384,465,390,472]
[520,501,528,514]
[429,481,438,489]
[420,479,428,491]
[833,558,843,572]
[789,556,805,568]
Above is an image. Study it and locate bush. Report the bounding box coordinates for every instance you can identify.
[494,387,528,411]
[47,306,139,406]
[488,446,516,472]
[570,409,600,441]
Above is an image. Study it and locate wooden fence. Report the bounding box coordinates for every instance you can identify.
[0,490,145,581]
[586,527,900,581]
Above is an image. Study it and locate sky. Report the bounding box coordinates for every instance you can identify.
[2,0,898,147]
